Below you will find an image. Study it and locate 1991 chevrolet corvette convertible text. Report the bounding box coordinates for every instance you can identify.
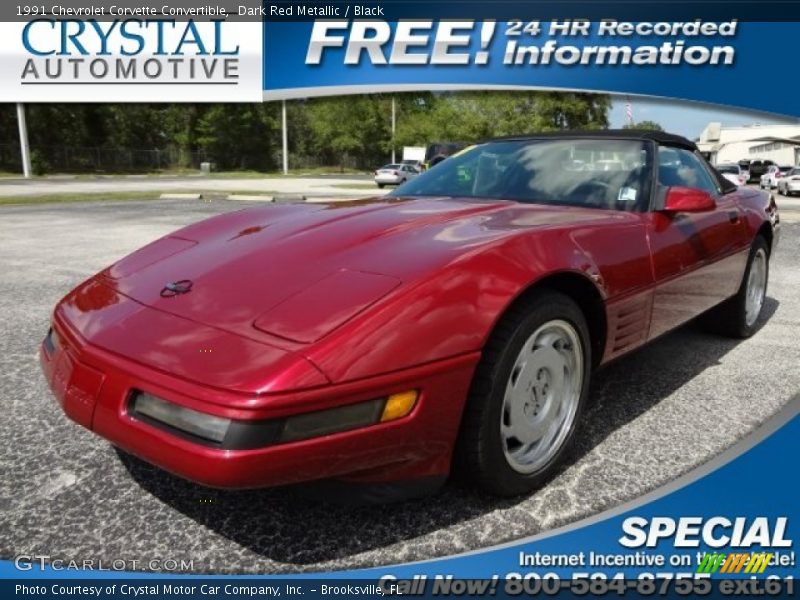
[41,131,780,499]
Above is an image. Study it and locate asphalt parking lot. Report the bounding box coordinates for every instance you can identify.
[1,198,798,574]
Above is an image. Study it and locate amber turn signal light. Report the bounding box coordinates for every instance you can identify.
[380,390,419,422]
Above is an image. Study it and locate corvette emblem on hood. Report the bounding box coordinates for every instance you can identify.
[160,280,193,298]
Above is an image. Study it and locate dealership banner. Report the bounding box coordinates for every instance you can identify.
[0,3,797,115]
[263,20,800,115]
[1,1,800,598]
[2,396,798,595]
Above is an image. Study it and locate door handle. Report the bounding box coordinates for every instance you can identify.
[728,211,740,224]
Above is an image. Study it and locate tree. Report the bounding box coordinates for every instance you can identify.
[398,91,610,146]
[196,104,280,170]
[385,92,438,156]
[0,91,612,173]
[304,95,389,169]
[623,120,663,131]
[0,105,21,171]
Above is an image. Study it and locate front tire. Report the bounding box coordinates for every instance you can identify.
[704,236,769,338]
[456,291,591,496]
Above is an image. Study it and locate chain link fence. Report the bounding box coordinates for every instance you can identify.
[0,144,369,175]
[0,143,212,175]
[0,143,22,173]
[288,154,362,171]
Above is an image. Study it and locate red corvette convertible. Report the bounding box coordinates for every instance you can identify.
[40,131,779,499]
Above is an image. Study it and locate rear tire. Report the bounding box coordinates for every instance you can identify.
[377,183,385,189]
[456,291,591,496]
[702,236,769,338]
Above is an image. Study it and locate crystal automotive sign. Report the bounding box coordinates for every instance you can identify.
[0,18,263,101]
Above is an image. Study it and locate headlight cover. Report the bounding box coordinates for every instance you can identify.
[132,392,232,444]
[129,390,418,450]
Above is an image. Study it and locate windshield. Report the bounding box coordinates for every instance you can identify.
[391,139,653,211]
[717,165,738,174]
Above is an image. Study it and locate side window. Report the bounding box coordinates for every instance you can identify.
[658,147,719,195]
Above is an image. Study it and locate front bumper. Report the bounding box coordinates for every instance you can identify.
[40,315,478,489]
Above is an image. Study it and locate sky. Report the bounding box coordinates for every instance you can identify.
[608,95,799,140]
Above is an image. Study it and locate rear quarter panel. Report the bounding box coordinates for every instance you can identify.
[736,186,778,248]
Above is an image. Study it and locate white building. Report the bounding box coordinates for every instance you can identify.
[697,122,800,166]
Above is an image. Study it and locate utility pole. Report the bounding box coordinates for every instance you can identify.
[16,103,32,178]
[281,100,289,175]
[391,96,396,164]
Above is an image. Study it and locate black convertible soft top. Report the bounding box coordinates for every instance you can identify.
[490,129,697,151]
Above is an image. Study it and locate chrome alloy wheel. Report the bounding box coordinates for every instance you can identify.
[745,248,767,327]
[501,319,583,474]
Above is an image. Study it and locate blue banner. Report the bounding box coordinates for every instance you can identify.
[263,20,800,116]
[3,398,798,593]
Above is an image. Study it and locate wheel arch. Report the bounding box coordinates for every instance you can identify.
[490,271,607,369]
[757,221,774,256]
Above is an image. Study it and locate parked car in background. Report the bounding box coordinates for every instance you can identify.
[744,159,775,183]
[760,165,794,190]
[716,163,747,187]
[425,142,468,169]
[776,166,800,196]
[735,161,751,183]
[402,146,427,170]
[374,163,420,188]
[401,159,425,171]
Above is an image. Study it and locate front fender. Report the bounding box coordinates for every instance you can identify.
[303,216,651,383]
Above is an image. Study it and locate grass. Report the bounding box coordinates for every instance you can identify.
[329,183,382,190]
[0,191,161,205]
[256,167,368,177]
[150,168,371,179]
[0,190,281,206]
[0,167,371,180]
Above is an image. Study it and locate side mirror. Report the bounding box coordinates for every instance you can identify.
[663,186,716,213]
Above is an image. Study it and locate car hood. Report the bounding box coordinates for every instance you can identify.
[102,196,618,346]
